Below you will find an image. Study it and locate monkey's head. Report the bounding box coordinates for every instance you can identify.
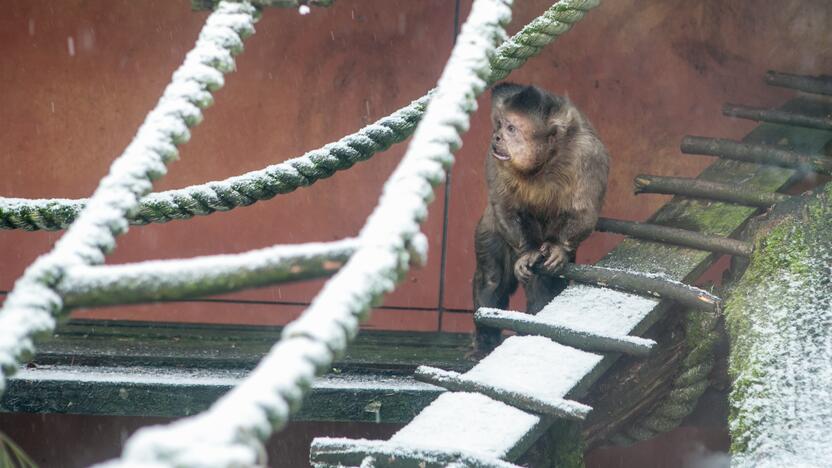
[490,83,577,176]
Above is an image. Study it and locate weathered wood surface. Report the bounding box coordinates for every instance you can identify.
[723,103,832,132]
[0,319,471,421]
[2,363,442,422]
[596,217,752,257]
[341,95,832,465]
[765,70,832,96]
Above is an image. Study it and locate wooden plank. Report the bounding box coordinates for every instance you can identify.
[3,319,471,420]
[36,319,473,372]
[0,364,442,422]
[347,95,832,463]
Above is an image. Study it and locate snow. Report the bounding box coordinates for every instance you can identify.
[391,392,538,459]
[729,250,832,467]
[466,336,602,401]
[58,238,358,306]
[312,436,523,468]
[536,284,659,336]
[9,364,434,392]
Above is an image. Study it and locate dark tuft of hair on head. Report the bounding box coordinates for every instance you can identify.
[502,85,562,119]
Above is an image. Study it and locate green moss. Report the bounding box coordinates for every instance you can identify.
[724,182,832,462]
[675,201,756,236]
[547,421,586,468]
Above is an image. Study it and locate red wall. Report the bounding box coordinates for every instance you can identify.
[3,0,831,466]
[2,0,831,333]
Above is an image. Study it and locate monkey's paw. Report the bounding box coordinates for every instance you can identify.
[514,250,542,284]
[539,242,569,273]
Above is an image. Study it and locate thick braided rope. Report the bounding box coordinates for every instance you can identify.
[0,0,599,232]
[609,307,720,446]
[98,1,512,466]
[0,1,258,394]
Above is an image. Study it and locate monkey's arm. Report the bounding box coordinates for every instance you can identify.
[492,201,542,283]
[492,200,535,253]
[542,140,609,270]
[538,209,596,272]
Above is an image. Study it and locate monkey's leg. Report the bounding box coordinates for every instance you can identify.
[472,216,518,351]
[524,250,576,313]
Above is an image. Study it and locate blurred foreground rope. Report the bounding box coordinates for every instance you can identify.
[97,0,513,465]
[0,1,259,394]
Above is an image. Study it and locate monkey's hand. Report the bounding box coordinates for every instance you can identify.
[539,242,569,273]
[514,250,542,284]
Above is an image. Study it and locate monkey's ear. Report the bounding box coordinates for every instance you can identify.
[547,98,578,134]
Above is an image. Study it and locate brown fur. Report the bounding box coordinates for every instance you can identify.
[473,83,610,350]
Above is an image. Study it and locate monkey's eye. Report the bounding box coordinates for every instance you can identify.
[507,124,516,133]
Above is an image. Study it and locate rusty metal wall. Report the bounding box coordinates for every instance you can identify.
[2,0,830,334]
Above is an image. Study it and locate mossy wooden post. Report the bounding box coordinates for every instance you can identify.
[725,184,832,466]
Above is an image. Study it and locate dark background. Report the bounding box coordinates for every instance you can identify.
[1,0,830,466]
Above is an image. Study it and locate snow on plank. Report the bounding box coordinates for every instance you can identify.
[390,392,541,460]
[465,336,602,401]
[475,307,656,356]
[535,285,659,337]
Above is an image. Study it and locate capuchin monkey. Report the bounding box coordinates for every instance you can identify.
[473,83,609,351]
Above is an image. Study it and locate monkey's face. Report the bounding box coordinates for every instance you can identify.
[491,110,555,176]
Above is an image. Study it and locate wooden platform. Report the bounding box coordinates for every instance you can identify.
[0,319,472,423]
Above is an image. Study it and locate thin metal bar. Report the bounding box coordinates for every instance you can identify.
[437,0,463,333]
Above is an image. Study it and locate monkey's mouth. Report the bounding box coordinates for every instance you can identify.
[491,147,510,161]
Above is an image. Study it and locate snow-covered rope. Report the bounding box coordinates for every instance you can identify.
[0,1,258,393]
[0,0,600,232]
[98,0,512,465]
[58,238,358,308]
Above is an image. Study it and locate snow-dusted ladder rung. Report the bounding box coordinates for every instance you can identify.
[475,307,656,356]
[414,365,591,420]
[310,437,522,468]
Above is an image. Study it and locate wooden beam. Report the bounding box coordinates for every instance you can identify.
[765,70,832,96]
[634,174,789,207]
[723,103,832,132]
[474,308,655,356]
[597,217,752,257]
[414,365,591,419]
[681,136,832,175]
